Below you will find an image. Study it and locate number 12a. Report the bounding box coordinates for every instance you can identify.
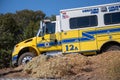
[65,45,74,51]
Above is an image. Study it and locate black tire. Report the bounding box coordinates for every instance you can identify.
[103,45,120,52]
[18,52,36,66]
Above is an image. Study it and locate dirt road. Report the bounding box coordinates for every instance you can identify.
[0,51,120,80]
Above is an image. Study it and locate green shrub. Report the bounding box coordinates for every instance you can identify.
[0,49,12,69]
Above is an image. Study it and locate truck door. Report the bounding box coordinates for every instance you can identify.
[61,30,80,53]
[36,22,61,52]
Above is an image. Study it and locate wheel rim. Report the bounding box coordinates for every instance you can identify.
[22,56,32,64]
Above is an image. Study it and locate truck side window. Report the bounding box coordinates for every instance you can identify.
[70,15,98,29]
[46,23,55,34]
[104,12,120,25]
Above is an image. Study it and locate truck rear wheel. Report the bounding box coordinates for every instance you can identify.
[103,45,120,52]
[18,52,36,65]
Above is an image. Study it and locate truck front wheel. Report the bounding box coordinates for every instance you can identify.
[18,52,36,65]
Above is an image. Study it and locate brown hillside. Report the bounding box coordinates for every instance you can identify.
[23,51,120,80]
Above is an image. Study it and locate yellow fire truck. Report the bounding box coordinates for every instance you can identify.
[12,2,120,66]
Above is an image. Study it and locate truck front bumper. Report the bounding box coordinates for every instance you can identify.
[12,55,18,66]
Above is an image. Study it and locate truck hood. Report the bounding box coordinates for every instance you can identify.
[15,37,37,47]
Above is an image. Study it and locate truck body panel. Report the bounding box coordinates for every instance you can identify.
[60,2,120,53]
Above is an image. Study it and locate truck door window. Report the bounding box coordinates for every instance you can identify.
[70,15,98,29]
[46,23,55,34]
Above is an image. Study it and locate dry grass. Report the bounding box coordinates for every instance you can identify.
[23,51,120,80]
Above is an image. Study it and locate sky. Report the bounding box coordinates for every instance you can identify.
[0,0,120,16]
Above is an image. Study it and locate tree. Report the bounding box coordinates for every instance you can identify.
[0,14,21,68]
[23,20,39,39]
[50,15,56,21]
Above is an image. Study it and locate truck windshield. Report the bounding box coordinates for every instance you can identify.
[46,22,55,34]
